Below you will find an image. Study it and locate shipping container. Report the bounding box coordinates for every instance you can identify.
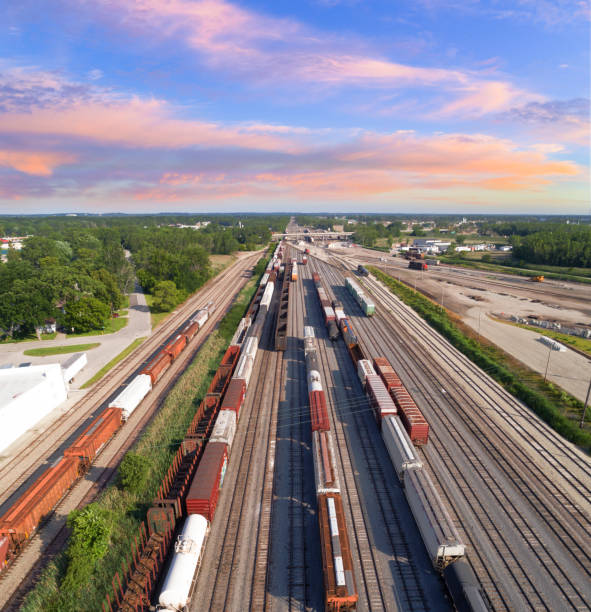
[158,514,208,611]
[0,456,80,548]
[209,410,237,450]
[404,468,464,568]
[64,407,122,463]
[312,430,340,495]
[317,494,358,611]
[109,374,152,420]
[142,351,172,384]
[186,442,228,521]
[61,352,87,384]
[221,378,246,416]
[309,390,330,432]
[356,359,376,385]
[390,387,430,445]
[382,415,422,478]
[365,374,397,422]
[165,334,187,360]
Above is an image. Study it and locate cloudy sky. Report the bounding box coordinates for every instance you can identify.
[1,0,589,214]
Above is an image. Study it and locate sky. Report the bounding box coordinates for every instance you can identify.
[0,0,589,214]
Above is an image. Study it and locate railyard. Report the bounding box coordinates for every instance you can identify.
[1,241,590,612]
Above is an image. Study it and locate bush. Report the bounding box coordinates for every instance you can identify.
[117,452,150,494]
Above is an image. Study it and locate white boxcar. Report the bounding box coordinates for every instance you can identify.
[357,359,376,385]
[404,468,465,568]
[259,282,274,315]
[243,335,258,360]
[312,430,340,495]
[210,409,237,450]
[260,272,270,286]
[109,374,152,420]
[382,415,422,478]
[304,326,315,339]
[61,352,87,384]
[158,514,208,610]
[234,354,254,387]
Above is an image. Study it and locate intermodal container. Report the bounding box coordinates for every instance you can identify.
[185,442,228,521]
[142,351,172,384]
[0,456,80,547]
[64,407,122,463]
[390,387,430,445]
[165,334,187,360]
[309,390,330,432]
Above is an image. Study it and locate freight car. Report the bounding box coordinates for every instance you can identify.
[109,374,152,420]
[381,415,422,478]
[291,262,299,282]
[408,260,428,271]
[64,407,122,464]
[357,264,369,277]
[345,277,375,316]
[365,374,397,423]
[443,559,489,612]
[313,272,339,340]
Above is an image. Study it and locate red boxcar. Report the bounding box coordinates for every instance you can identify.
[221,378,246,416]
[317,494,358,611]
[0,536,9,568]
[390,387,430,445]
[310,390,330,432]
[181,321,200,342]
[164,334,187,360]
[64,407,122,464]
[142,351,172,385]
[185,442,228,521]
[0,456,80,548]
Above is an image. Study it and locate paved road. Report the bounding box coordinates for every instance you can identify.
[0,281,152,389]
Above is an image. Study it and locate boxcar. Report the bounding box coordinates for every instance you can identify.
[142,351,172,385]
[390,387,430,445]
[185,442,228,521]
[221,378,246,416]
[64,407,122,464]
[165,334,187,360]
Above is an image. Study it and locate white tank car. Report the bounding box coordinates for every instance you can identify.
[109,374,152,420]
[382,415,422,479]
[158,514,209,610]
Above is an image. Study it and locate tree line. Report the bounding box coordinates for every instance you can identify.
[511,225,591,267]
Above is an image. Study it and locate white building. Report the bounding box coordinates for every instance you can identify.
[411,239,452,254]
[0,364,68,454]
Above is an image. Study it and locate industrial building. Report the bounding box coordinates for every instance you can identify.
[0,364,68,454]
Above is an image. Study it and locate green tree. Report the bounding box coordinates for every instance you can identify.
[64,296,110,333]
[118,452,151,494]
[152,280,182,312]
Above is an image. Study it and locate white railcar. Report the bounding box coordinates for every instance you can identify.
[259,282,274,315]
[382,415,422,478]
[192,309,209,329]
[229,317,248,347]
[312,430,340,495]
[210,409,237,450]
[260,272,270,286]
[404,468,465,568]
[61,352,87,384]
[243,336,258,360]
[109,374,152,420]
[158,514,209,610]
[234,354,254,388]
[356,359,376,385]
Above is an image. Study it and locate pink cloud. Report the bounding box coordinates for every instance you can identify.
[0,150,77,176]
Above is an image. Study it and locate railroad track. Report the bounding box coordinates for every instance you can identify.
[191,286,282,611]
[302,252,445,612]
[0,254,262,610]
[0,253,260,510]
[317,255,591,610]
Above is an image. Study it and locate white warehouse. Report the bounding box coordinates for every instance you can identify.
[0,364,68,454]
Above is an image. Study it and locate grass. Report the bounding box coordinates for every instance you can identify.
[495,318,591,358]
[80,337,146,389]
[24,343,100,357]
[210,253,237,272]
[20,262,264,611]
[67,316,128,337]
[0,331,58,344]
[369,266,591,451]
[144,294,172,329]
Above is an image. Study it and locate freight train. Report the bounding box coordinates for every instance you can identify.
[155,265,273,611]
[312,272,339,340]
[304,326,358,611]
[345,276,375,316]
[408,260,428,271]
[0,303,216,571]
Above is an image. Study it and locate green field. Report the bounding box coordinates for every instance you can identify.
[24,343,100,357]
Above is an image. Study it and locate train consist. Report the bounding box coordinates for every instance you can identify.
[345,276,375,316]
[408,260,428,271]
[0,303,215,572]
[153,254,276,611]
[304,326,358,611]
[312,272,339,340]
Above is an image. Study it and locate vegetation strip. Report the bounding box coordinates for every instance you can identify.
[21,254,266,611]
[368,266,591,451]
[23,343,100,357]
[80,337,146,389]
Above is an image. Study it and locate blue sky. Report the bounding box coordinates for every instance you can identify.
[0,0,589,214]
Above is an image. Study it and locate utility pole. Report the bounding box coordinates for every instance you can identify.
[477,309,481,341]
[544,345,552,382]
[580,375,591,428]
